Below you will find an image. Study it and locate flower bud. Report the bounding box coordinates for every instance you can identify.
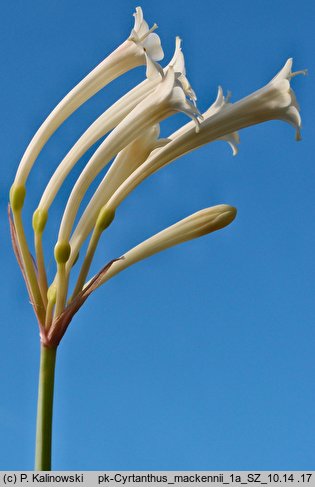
[54,241,71,264]
[9,184,26,212]
[32,208,48,234]
[95,207,116,233]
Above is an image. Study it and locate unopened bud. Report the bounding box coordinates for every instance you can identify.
[95,207,115,232]
[10,184,26,212]
[54,240,71,264]
[32,208,48,234]
[47,284,57,304]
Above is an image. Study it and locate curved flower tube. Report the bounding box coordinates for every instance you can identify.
[68,125,170,297]
[36,38,185,215]
[68,124,169,271]
[13,6,163,188]
[56,67,200,247]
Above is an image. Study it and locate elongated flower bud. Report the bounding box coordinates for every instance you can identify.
[93,204,236,287]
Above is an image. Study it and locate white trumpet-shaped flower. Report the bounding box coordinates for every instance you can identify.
[57,67,200,247]
[67,125,169,267]
[104,59,303,213]
[128,6,164,62]
[37,38,187,214]
[91,205,237,288]
[13,7,163,187]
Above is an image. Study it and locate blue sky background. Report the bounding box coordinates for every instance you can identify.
[0,0,314,471]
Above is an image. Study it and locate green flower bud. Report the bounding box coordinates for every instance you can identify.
[54,240,71,264]
[32,208,48,234]
[95,207,115,233]
[9,184,26,212]
[47,284,57,304]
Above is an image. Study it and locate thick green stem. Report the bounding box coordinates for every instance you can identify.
[35,345,57,471]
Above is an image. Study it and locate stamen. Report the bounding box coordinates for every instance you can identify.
[290,69,308,78]
[226,91,232,103]
[139,23,158,42]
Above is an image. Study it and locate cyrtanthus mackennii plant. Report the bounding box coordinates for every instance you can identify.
[9,7,305,470]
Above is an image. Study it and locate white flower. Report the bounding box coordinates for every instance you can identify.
[91,205,237,288]
[207,58,304,141]
[67,125,169,267]
[13,7,163,187]
[37,69,161,213]
[37,38,188,214]
[56,67,201,247]
[128,6,164,62]
[103,59,303,213]
[171,59,304,146]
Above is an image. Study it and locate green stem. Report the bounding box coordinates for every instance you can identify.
[70,227,102,301]
[35,345,57,471]
[54,263,69,318]
[14,210,46,324]
[35,232,48,307]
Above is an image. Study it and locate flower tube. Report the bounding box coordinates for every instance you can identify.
[61,41,195,260]
[91,205,237,288]
[36,66,160,215]
[68,124,169,272]
[56,67,200,249]
[53,67,199,317]
[69,125,169,297]
[36,38,184,215]
[104,59,304,214]
[36,39,190,308]
[13,7,163,188]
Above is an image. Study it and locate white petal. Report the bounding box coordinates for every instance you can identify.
[143,32,164,61]
[145,53,164,80]
[219,132,240,156]
[132,7,148,38]
[169,37,184,73]
[129,7,164,62]
[270,58,293,84]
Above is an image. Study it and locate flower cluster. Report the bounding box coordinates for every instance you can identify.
[9,7,304,348]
